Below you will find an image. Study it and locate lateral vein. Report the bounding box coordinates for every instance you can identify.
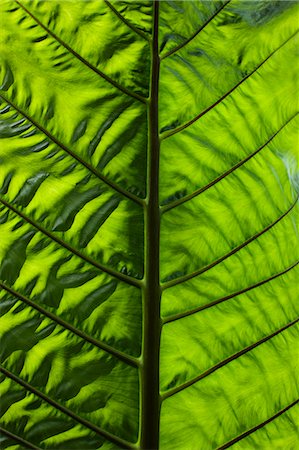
[217,400,299,449]
[0,198,142,288]
[160,0,231,60]
[161,31,298,139]
[161,113,298,213]
[0,281,140,368]
[162,195,298,289]
[161,318,298,400]
[104,0,150,41]
[0,94,144,206]
[0,427,41,450]
[0,367,137,450]
[15,0,146,103]
[162,260,299,324]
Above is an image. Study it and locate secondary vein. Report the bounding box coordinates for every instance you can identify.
[0,281,140,368]
[0,427,41,450]
[0,198,142,288]
[161,318,298,400]
[217,400,299,449]
[0,94,144,206]
[0,367,137,450]
[15,0,146,104]
[162,195,298,289]
[160,0,231,59]
[162,260,299,324]
[161,30,298,139]
[161,112,298,213]
[104,0,150,41]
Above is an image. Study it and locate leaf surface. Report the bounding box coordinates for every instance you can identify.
[0,1,298,449]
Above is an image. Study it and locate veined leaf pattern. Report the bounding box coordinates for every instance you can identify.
[0,1,298,449]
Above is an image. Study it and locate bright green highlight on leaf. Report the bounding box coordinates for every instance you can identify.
[0,1,298,449]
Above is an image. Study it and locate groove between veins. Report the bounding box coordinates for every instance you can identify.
[161,30,298,139]
[0,198,142,288]
[161,318,298,400]
[217,400,299,449]
[162,195,299,290]
[161,112,298,213]
[162,260,299,324]
[0,95,144,206]
[0,281,140,368]
[0,367,136,450]
[15,0,147,104]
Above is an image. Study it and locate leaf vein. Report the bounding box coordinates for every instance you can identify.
[162,260,299,324]
[217,400,299,449]
[0,281,140,367]
[104,0,150,41]
[0,427,41,450]
[162,195,298,289]
[161,113,298,212]
[161,31,298,139]
[0,95,143,206]
[15,0,147,104]
[160,0,231,60]
[0,198,142,288]
[161,318,298,400]
[0,367,136,450]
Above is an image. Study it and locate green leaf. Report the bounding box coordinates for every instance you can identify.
[0,1,298,449]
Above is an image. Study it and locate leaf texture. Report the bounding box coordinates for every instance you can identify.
[0,1,298,449]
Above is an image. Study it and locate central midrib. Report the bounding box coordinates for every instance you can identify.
[140,1,161,449]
